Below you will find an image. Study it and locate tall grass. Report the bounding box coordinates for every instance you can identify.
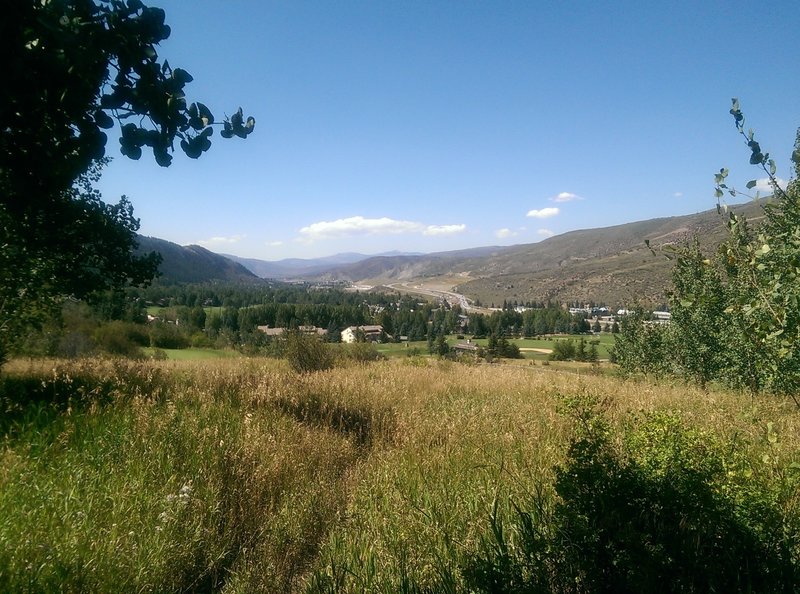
[1,357,799,592]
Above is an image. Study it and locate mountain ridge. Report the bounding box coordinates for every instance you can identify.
[136,199,768,306]
[135,236,259,284]
[222,250,425,279]
[305,200,767,306]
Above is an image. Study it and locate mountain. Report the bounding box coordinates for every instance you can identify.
[223,251,424,279]
[136,236,259,284]
[308,201,767,307]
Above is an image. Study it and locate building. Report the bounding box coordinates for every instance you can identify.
[257,325,328,337]
[341,325,387,343]
[453,340,480,356]
[257,326,286,337]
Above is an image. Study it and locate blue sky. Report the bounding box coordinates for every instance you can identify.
[96,0,800,260]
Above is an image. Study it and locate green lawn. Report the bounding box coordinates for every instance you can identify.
[142,347,240,361]
[450,334,615,359]
[374,341,431,358]
[145,306,225,317]
[373,334,616,360]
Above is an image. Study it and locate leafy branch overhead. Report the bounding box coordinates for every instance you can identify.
[0,1,255,366]
[715,98,796,203]
[5,0,254,176]
[623,100,800,398]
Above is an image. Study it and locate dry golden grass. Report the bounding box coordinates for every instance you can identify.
[2,356,798,592]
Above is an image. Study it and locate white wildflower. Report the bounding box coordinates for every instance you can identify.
[179,482,193,501]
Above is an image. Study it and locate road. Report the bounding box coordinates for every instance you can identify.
[385,282,488,313]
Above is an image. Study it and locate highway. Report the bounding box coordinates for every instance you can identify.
[385,282,487,313]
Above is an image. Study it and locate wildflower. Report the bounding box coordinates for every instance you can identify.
[179,482,193,501]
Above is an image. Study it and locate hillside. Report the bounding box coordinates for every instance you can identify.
[310,200,767,306]
[224,251,424,279]
[136,236,259,284]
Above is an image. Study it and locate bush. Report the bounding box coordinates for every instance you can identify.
[150,348,168,361]
[93,321,144,358]
[149,322,190,350]
[336,342,385,364]
[465,395,800,593]
[284,330,334,373]
[549,338,576,361]
[189,332,213,348]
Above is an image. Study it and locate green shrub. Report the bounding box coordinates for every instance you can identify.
[336,342,385,364]
[284,330,334,373]
[465,395,800,593]
[151,348,168,361]
[149,322,189,350]
[190,331,213,348]
[93,321,144,358]
[549,338,576,361]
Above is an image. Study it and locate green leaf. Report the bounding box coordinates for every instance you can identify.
[197,102,214,126]
[154,147,172,167]
[746,179,757,189]
[120,143,142,160]
[172,68,193,85]
[94,110,114,129]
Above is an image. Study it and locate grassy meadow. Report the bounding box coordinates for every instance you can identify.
[372,334,616,361]
[2,356,799,592]
[141,347,241,361]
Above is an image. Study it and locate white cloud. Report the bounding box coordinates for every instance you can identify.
[297,216,465,241]
[673,192,684,198]
[495,228,517,239]
[424,224,466,236]
[299,216,421,240]
[526,207,560,219]
[752,177,787,194]
[537,229,555,238]
[266,240,284,247]
[550,192,582,203]
[197,234,245,247]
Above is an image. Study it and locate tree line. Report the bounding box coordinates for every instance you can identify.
[615,103,800,400]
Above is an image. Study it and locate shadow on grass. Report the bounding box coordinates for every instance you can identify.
[0,362,167,439]
[274,392,396,448]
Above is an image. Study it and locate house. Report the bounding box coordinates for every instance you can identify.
[257,326,286,337]
[298,325,328,336]
[453,340,480,355]
[341,325,387,343]
[257,325,328,337]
